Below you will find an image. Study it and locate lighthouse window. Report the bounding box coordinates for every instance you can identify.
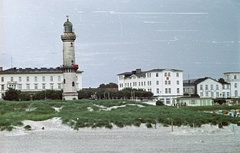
[64,79,66,84]
[72,81,75,87]
[70,42,73,47]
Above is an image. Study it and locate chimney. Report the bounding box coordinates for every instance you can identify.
[136,69,141,74]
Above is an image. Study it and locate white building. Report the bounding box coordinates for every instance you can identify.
[0,67,83,100]
[224,72,240,98]
[117,68,183,105]
[183,77,230,98]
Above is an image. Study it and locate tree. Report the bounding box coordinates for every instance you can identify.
[3,88,21,101]
[98,82,118,88]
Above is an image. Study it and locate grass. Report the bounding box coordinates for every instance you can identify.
[0,99,240,131]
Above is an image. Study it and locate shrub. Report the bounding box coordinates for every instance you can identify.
[156,100,164,106]
[146,123,152,128]
[24,125,31,130]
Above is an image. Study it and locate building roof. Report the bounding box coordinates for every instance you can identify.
[0,67,83,74]
[183,77,230,86]
[118,68,182,78]
[224,72,240,74]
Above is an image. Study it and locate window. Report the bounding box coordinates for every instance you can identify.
[11,77,13,81]
[166,98,171,104]
[72,82,75,87]
[34,76,38,82]
[235,83,237,88]
[211,92,214,97]
[42,84,46,89]
[168,80,171,85]
[50,83,54,89]
[177,88,180,94]
[19,77,22,82]
[147,73,151,78]
[227,92,230,98]
[1,77,4,82]
[26,84,30,90]
[168,88,171,94]
[176,73,179,77]
[235,90,238,97]
[164,72,167,77]
[156,88,159,94]
[234,75,237,79]
[205,85,208,90]
[34,84,38,89]
[168,72,171,77]
[18,84,22,90]
[216,85,219,90]
[211,85,213,90]
[200,85,203,90]
[216,92,219,97]
[206,92,208,97]
[190,100,196,104]
[156,81,159,85]
[58,76,61,82]
[165,88,168,94]
[42,76,45,82]
[156,73,158,77]
[26,76,29,82]
[50,76,53,82]
[58,83,61,89]
[1,85,4,90]
[177,80,179,85]
[165,80,167,85]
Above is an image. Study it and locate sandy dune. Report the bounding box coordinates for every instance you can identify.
[0,118,239,153]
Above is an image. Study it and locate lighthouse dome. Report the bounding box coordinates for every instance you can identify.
[64,18,73,32]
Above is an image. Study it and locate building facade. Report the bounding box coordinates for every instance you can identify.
[173,97,213,106]
[224,72,240,98]
[183,77,231,98]
[117,68,183,105]
[0,67,83,100]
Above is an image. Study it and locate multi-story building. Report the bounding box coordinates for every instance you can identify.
[0,67,83,100]
[183,77,230,98]
[224,72,240,98]
[117,68,183,105]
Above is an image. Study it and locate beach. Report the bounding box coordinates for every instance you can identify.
[0,118,239,153]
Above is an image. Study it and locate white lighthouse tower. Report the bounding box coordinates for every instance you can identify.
[61,16,78,100]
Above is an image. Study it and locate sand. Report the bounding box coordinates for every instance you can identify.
[0,118,239,153]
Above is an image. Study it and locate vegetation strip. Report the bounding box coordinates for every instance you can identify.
[0,100,239,131]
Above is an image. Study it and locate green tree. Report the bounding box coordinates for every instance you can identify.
[3,88,21,101]
[98,82,118,88]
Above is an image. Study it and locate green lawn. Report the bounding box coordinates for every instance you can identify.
[0,99,239,131]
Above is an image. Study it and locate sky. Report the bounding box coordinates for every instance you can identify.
[0,0,239,87]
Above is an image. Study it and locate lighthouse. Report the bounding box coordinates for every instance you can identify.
[61,16,78,100]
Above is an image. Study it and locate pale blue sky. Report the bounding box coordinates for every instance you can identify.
[1,0,240,87]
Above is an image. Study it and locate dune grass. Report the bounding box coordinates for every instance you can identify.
[0,99,239,131]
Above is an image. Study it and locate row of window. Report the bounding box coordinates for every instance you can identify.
[199,84,230,90]
[1,83,65,91]
[147,88,180,94]
[145,72,180,78]
[200,91,231,98]
[120,80,181,88]
[1,76,63,82]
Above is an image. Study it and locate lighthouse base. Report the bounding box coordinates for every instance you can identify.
[62,92,78,100]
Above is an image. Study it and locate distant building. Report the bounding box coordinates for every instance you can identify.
[117,68,183,105]
[183,77,230,98]
[224,72,240,98]
[0,67,83,100]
